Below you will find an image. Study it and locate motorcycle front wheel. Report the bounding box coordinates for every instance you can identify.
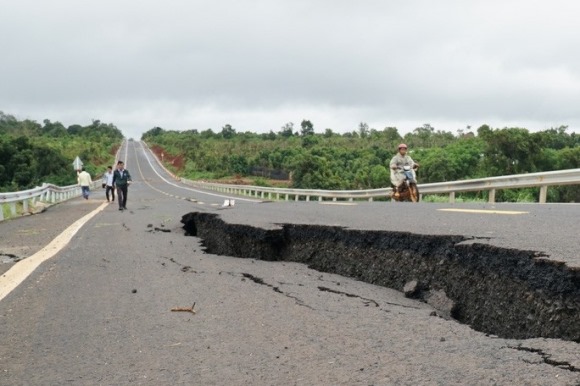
[409,183,420,202]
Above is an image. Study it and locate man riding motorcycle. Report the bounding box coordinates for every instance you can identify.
[389,143,419,198]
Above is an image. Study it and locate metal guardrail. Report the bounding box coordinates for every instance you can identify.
[0,181,101,221]
[416,168,580,203]
[179,168,580,204]
[0,141,124,222]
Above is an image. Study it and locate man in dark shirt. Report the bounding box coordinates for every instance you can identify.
[112,160,132,211]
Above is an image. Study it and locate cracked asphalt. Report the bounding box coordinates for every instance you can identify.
[0,141,578,385]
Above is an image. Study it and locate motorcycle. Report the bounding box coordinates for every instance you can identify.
[391,165,420,202]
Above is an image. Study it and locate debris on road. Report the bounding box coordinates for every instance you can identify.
[171,302,196,314]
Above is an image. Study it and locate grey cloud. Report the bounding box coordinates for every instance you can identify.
[1,0,579,137]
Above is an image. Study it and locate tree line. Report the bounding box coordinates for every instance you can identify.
[0,111,123,192]
[142,121,580,202]
[2,110,577,202]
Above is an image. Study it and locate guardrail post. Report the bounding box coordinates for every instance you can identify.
[488,189,496,204]
[539,185,548,204]
[285,194,289,201]
[449,191,455,204]
[0,205,4,221]
[23,199,29,213]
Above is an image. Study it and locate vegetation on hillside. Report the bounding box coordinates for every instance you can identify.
[142,121,579,203]
[2,108,577,203]
[0,111,123,192]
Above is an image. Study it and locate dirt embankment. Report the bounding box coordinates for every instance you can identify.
[149,145,185,171]
[182,211,580,342]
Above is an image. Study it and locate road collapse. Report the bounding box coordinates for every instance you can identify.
[181,212,580,343]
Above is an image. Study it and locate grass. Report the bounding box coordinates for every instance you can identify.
[0,200,44,221]
[1,202,21,221]
[422,195,488,203]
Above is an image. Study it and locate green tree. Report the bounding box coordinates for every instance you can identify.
[221,124,236,139]
[383,127,403,143]
[478,126,542,175]
[358,122,369,138]
[279,122,294,138]
[300,120,314,136]
[368,165,389,188]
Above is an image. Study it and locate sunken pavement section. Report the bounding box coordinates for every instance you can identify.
[182,211,580,343]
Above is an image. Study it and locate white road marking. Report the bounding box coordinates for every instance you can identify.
[0,202,108,302]
[438,208,529,215]
[136,142,260,203]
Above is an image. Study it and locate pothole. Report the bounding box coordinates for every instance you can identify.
[181,212,580,342]
[0,253,21,264]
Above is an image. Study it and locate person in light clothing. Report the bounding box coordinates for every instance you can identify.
[389,144,418,198]
[101,166,115,202]
[77,167,92,200]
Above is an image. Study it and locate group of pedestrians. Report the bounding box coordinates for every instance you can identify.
[78,161,132,211]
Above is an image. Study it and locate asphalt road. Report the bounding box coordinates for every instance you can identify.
[0,141,578,385]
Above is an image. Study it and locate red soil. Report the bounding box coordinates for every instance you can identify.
[149,145,185,172]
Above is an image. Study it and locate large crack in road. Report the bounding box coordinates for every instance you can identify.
[181,211,580,342]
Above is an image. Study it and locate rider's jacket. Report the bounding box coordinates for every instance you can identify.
[389,153,416,186]
[389,153,415,170]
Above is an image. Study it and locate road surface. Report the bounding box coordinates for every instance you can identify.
[0,141,578,385]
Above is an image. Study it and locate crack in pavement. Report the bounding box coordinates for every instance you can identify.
[161,256,202,274]
[505,344,580,373]
[146,223,173,233]
[233,272,314,310]
[317,286,421,312]
[182,212,580,342]
[318,286,380,307]
[241,273,283,293]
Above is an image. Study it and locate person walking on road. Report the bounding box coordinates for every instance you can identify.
[113,160,132,211]
[77,167,92,200]
[102,166,115,203]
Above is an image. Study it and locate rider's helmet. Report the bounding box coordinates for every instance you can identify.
[398,143,408,150]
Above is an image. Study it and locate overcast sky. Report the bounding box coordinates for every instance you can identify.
[2,0,580,139]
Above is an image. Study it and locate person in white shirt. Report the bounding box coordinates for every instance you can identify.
[101,166,115,202]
